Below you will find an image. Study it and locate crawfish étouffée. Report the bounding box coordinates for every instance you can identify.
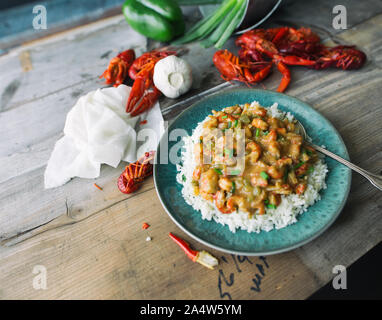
[192,103,318,216]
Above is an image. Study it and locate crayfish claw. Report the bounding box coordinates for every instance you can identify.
[130,87,161,117]
[275,61,291,93]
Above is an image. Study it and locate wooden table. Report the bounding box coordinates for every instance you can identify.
[0,0,381,299]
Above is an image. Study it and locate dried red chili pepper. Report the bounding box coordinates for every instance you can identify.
[94,183,103,190]
[168,232,218,269]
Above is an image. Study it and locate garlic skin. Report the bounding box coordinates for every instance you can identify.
[153,55,192,99]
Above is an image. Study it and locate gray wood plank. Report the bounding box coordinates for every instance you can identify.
[0,0,123,52]
[0,16,146,113]
[273,0,382,36]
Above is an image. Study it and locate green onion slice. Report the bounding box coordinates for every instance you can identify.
[239,114,250,124]
[283,167,289,182]
[230,169,241,175]
[294,161,306,170]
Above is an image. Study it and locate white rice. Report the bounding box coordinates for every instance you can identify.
[176,101,328,233]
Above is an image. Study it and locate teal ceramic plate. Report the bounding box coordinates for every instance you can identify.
[154,89,351,255]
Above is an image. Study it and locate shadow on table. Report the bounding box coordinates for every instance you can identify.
[309,242,382,300]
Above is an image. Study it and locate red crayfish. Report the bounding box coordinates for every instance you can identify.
[213,50,272,87]
[213,27,366,92]
[126,48,175,116]
[100,48,176,116]
[99,49,136,87]
[117,151,155,194]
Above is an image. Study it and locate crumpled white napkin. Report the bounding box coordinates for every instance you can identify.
[44,84,164,188]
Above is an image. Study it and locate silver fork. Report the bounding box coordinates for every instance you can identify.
[296,120,382,191]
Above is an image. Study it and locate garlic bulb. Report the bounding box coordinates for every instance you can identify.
[153,55,192,99]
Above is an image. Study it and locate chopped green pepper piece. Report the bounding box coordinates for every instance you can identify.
[191,180,199,186]
[304,149,313,156]
[260,171,269,180]
[239,114,250,124]
[266,203,277,209]
[231,181,236,194]
[182,174,186,182]
[255,128,260,137]
[214,168,223,175]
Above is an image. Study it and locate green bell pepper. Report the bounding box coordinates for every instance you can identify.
[122,0,185,42]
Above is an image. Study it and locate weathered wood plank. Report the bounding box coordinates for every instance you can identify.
[0,16,146,114]
[291,14,382,283]
[335,14,382,68]
[0,163,155,241]
[273,0,382,36]
[0,187,321,300]
[0,0,123,52]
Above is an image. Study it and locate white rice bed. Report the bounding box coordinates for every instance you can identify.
[176,102,328,233]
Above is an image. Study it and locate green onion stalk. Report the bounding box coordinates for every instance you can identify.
[174,0,248,48]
